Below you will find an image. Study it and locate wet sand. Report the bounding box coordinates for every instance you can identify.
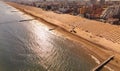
[6,2,120,71]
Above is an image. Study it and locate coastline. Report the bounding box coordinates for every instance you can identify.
[6,2,120,70]
[26,13,113,71]
[25,14,110,71]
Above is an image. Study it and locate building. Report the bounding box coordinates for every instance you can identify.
[100,0,105,5]
[90,0,97,5]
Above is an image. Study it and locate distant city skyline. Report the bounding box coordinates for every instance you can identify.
[3,0,120,2]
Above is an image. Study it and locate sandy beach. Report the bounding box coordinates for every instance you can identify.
[6,2,120,71]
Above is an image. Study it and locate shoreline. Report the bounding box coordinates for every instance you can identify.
[28,15,104,71]
[28,13,112,71]
[6,2,120,70]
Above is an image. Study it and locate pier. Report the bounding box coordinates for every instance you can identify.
[92,55,114,71]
